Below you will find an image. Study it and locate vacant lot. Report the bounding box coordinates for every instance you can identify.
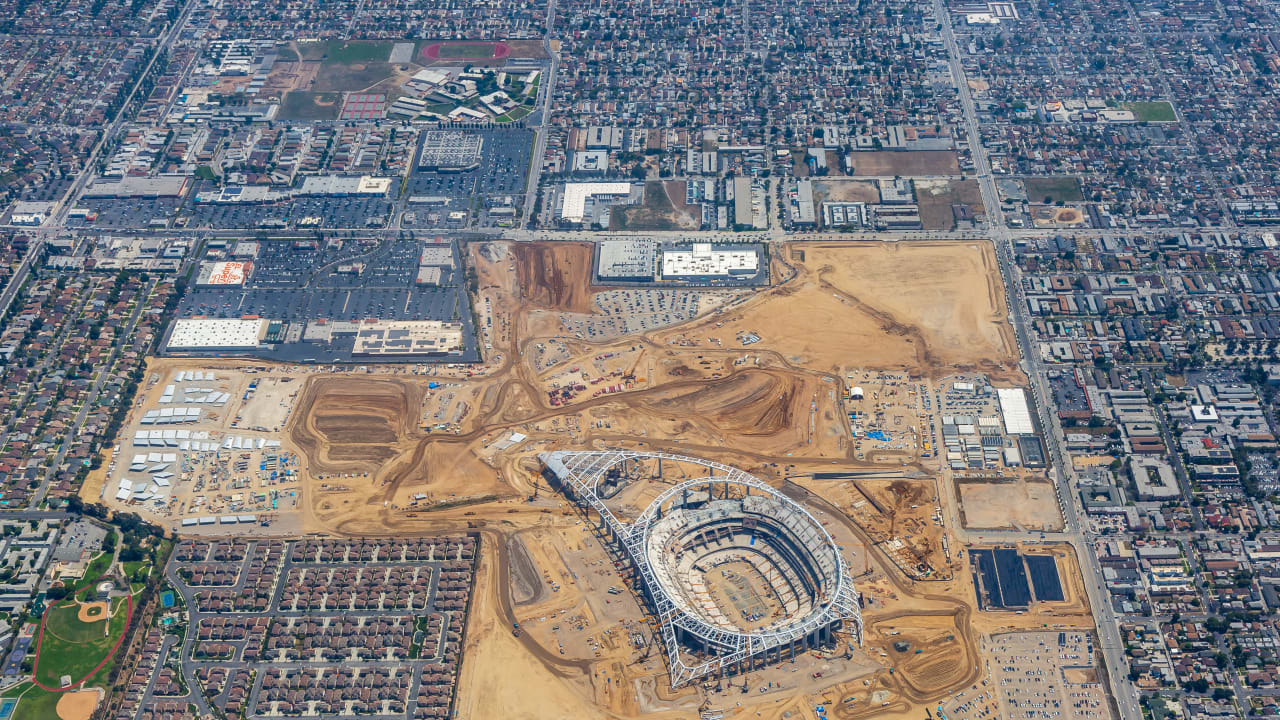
[958,479,1063,531]
[915,179,984,229]
[611,181,699,231]
[813,179,879,204]
[1023,176,1083,204]
[512,242,595,313]
[648,241,1021,380]
[846,150,960,176]
[802,242,1019,378]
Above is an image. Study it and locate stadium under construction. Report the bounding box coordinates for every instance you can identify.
[540,450,863,687]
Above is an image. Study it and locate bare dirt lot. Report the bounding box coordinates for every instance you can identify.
[846,151,960,176]
[511,242,594,313]
[659,242,1020,381]
[957,478,1064,531]
[814,179,881,204]
[291,376,420,470]
[914,178,985,230]
[611,181,700,231]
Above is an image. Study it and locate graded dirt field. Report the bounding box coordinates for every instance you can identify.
[814,179,881,204]
[511,242,594,313]
[651,242,1020,381]
[845,151,960,176]
[803,243,1016,377]
[914,178,984,230]
[957,478,1064,531]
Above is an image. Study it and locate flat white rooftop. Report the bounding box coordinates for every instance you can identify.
[996,387,1035,435]
[561,182,631,223]
[167,318,266,350]
[661,246,759,277]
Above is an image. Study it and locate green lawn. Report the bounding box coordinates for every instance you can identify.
[71,551,112,593]
[121,560,151,580]
[437,43,499,59]
[1119,101,1176,122]
[34,597,128,689]
[299,40,393,63]
[494,106,533,123]
[1023,176,1084,204]
[7,682,62,720]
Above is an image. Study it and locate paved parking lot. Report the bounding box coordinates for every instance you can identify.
[406,129,533,200]
[68,197,182,228]
[986,631,1111,720]
[181,187,395,230]
[170,238,479,363]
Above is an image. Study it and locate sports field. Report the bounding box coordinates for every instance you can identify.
[1118,101,1176,122]
[421,42,511,61]
[33,597,129,690]
[298,40,393,63]
[278,91,342,121]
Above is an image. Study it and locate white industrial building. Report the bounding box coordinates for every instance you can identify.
[661,243,759,278]
[996,388,1035,435]
[560,182,631,224]
[597,240,656,280]
[298,175,392,196]
[167,318,267,351]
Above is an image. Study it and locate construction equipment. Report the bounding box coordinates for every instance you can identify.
[623,349,646,382]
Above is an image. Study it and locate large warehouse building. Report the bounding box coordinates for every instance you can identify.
[596,240,657,281]
[351,320,465,357]
[166,318,267,352]
[559,182,631,224]
[541,450,862,687]
[661,243,759,279]
[195,261,252,287]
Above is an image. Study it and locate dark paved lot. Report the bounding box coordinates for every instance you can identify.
[168,238,478,363]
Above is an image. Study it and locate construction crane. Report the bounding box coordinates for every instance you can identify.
[528,472,540,501]
[623,349,647,382]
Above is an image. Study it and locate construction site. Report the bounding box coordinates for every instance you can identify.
[89,240,1113,720]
